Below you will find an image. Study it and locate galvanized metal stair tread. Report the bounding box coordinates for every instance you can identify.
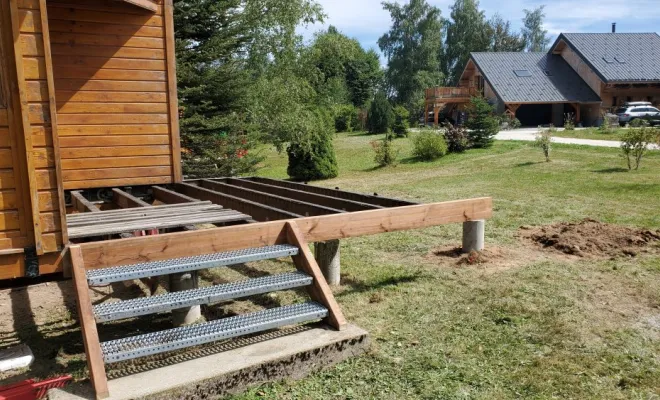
[86,245,300,285]
[100,302,328,363]
[93,272,313,323]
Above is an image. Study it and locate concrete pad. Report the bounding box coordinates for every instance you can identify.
[49,324,368,400]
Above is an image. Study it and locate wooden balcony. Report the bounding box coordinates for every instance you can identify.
[425,87,480,104]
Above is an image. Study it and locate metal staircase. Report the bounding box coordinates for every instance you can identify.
[70,221,346,399]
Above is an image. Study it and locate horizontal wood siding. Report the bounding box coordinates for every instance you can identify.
[48,0,174,190]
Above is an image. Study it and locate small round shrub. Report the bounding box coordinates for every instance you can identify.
[392,105,410,137]
[367,92,394,134]
[333,104,359,132]
[443,123,470,153]
[412,130,448,160]
[287,109,339,181]
[371,137,399,166]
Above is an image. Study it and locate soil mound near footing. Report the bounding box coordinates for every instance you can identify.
[520,218,660,258]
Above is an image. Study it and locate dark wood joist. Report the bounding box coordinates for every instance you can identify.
[199,180,344,217]
[222,178,383,212]
[175,182,299,222]
[71,191,101,213]
[112,188,151,209]
[245,177,416,208]
[152,186,196,204]
[78,197,493,269]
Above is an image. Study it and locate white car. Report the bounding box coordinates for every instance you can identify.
[616,103,660,126]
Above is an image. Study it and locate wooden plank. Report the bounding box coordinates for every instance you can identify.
[16,0,39,8]
[33,147,54,168]
[177,183,299,222]
[59,135,169,147]
[22,56,46,79]
[36,168,58,189]
[249,177,416,208]
[0,211,21,231]
[0,170,16,189]
[62,156,171,170]
[58,124,169,136]
[226,178,382,212]
[0,129,10,147]
[47,7,163,27]
[0,150,14,168]
[152,186,196,204]
[19,33,44,56]
[48,20,163,38]
[164,0,181,183]
[28,102,49,123]
[286,221,346,330]
[32,126,53,146]
[64,176,171,190]
[17,10,42,33]
[39,211,61,233]
[62,166,172,181]
[38,190,59,212]
[39,0,69,244]
[0,110,8,125]
[53,68,166,82]
[26,80,48,102]
[54,80,167,93]
[60,146,171,159]
[70,245,109,399]
[57,102,168,114]
[51,44,164,60]
[117,0,158,12]
[0,190,18,210]
[67,202,212,221]
[200,180,343,217]
[49,32,164,49]
[10,0,43,253]
[79,197,493,269]
[47,0,163,15]
[56,91,167,104]
[71,191,101,213]
[112,188,151,208]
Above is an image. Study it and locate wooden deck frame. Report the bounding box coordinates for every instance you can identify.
[71,191,101,213]
[152,186,197,204]
[112,188,151,209]
[77,197,492,269]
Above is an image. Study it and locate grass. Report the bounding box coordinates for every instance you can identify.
[552,127,627,141]
[233,132,660,399]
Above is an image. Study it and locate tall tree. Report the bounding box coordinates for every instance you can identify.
[444,0,490,84]
[488,14,526,52]
[521,6,551,52]
[378,0,444,117]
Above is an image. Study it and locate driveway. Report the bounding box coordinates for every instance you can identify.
[497,128,659,150]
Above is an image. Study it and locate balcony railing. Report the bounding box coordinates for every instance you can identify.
[425,87,480,101]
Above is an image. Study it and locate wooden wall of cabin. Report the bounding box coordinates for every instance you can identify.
[47,0,181,190]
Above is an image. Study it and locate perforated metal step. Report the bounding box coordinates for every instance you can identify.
[100,302,328,363]
[93,272,313,323]
[86,245,300,286]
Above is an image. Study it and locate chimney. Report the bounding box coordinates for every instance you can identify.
[612,23,616,33]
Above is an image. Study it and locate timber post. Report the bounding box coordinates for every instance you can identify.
[462,220,485,253]
[169,271,202,326]
[315,240,341,286]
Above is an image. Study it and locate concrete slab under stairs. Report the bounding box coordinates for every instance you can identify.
[48,324,369,400]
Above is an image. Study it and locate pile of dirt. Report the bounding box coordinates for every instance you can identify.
[520,219,660,258]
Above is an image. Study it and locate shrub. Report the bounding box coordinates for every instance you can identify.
[510,117,521,129]
[287,109,339,181]
[564,113,575,131]
[367,92,394,134]
[371,136,399,166]
[620,126,657,170]
[629,118,650,128]
[500,114,521,130]
[534,125,554,162]
[333,104,359,132]
[443,122,470,153]
[412,130,448,160]
[466,97,499,148]
[392,106,410,137]
[182,132,263,178]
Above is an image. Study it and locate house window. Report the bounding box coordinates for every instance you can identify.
[477,76,484,92]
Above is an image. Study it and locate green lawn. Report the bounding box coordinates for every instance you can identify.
[553,127,626,141]
[231,132,660,399]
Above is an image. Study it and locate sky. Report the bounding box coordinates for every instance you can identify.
[298,0,660,58]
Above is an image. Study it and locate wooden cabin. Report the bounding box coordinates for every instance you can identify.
[0,0,179,278]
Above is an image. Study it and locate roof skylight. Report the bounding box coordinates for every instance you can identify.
[513,70,532,77]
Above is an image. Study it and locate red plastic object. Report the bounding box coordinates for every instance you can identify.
[0,376,72,400]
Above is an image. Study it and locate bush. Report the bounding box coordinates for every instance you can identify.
[371,136,399,166]
[629,118,650,128]
[286,109,339,181]
[500,113,521,130]
[182,132,263,178]
[443,122,470,153]
[466,97,499,148]
[333,104,359,132]
[392,106,410,137]
[564,113,575,131]
[620,126,657,170]
[412,130,448,160]
[367,92,394,134]
[534,125,555,162]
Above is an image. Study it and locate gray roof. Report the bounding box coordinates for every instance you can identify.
[556,33,660,82]
[470,52,601,103]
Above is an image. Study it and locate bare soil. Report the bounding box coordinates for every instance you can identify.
[519,218,660,258]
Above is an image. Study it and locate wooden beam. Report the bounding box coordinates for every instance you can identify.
[225,178,382,212]
[200,180,344,217]
[286,221,346,330]
[176,182,300,222]
[152,186,196,204]
[163,0,182,182]
[247,177,415,208]
[78,197,493,269]
[71,191,101,213]
[116,0,158,12]
[112,188,151,209]
[70,245,109,399]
